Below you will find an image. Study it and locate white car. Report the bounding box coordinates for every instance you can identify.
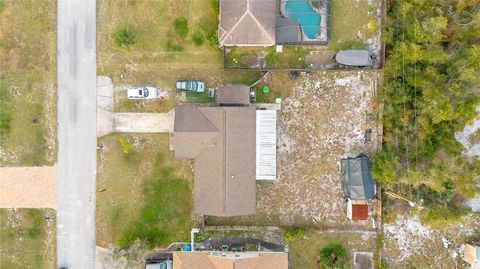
[127,87,163,99]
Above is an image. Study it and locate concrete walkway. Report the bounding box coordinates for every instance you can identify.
[0,166,57,209]
[113,112,174,133]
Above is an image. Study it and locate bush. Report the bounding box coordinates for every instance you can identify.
[191,32,204,46]
[371,147,398,185]
[173,18,189,39]
[118,136,133,155]
[166,41,184,52]
[319,243,349,269]
[113,26,138,49]
[284,227,305,243]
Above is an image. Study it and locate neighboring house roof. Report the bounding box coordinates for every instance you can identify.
[173,251,288,269]
[173,104,256,216]
[463,244,480,268]
[341,154,376,200]
[216,85,251,106]
[219,0,277,46]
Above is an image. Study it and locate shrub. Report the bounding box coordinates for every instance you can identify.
[173,18,189,39]
[319,243,349,269]
[371,147,398,185]
[0,85,12,137]
[368,19,379,33]
[191,32,204,46]
[209,0,219,16]
[166,41,183,52]
[284,227,305,243]
[118,136,133,155]
[113,26,138,49]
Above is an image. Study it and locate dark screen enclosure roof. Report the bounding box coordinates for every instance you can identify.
[341,154,376,200]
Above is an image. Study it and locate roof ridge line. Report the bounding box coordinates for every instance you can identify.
[219,7,249,44]
[247,7,275,43]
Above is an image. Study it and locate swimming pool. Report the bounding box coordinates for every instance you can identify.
[284,0,321,39]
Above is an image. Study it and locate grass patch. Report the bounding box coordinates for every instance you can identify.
[0,209,55,269]
[113,26,138,49]
[289,230,376,269]
[185,91,214,103]
[0,0,56,166]
[97,134,193,249]
[173,18,188,39]
[97,0,223,89]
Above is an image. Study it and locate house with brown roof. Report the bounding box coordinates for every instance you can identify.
[172,104,257,216]
[218,0,331,46]
[173,251,288,269]
[218,0,277,46]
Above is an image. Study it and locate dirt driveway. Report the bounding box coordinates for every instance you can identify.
[0,166,57,209]
[257,70,381,228]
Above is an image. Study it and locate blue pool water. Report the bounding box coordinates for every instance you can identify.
[285,0,321,39]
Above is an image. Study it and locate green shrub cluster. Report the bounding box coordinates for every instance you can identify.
[113,26,138,49]
[284,227,305,243]
[318,243,349,269]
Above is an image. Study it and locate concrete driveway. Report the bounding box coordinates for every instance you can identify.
[96,76,174,136]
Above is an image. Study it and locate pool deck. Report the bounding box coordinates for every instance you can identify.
[279,0,329,43]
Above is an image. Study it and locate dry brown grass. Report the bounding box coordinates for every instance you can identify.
[0,0,56,166]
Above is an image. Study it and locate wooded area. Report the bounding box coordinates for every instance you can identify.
[372,0,480,226]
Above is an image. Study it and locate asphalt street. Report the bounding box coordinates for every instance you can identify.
[56,0,97,268]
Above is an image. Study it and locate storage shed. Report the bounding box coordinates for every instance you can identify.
[341,154,376,200]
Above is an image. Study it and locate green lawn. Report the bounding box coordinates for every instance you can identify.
[97,0,224,89]
[0,209,56,269]
[96,134,194,249]
[0,0,56,166]
[289,230,377,269]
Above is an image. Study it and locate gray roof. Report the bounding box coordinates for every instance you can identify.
[341,155,376,200]
[219,0,277,46]
[335,50,373,67]
[216,85,251,106]
[173,104,256,217]
[276,17,301,44]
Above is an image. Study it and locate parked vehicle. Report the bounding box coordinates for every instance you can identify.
[145,260,172,269]
[176,80,206,92]
[127,87,163,99]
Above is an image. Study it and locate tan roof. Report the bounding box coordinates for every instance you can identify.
[219,0,277,46]
[463,244,479,266]
[216,85,251,106]
[173,104,256,216]
[173,251,288,269]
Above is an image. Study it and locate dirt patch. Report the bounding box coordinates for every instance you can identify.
[383,213,480,268]
[0,166,56,209]
[257,70,380,227]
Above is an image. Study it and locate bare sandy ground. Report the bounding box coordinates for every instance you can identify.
[0,165,56,209]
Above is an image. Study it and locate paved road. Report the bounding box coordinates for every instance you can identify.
[57,0,97,268]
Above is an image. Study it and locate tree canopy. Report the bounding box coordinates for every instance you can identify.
[374,0,480,225]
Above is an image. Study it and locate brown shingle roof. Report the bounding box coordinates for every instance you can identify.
[216,85,251,106]
[173,105,256,216]
[219,0,277,46]
[173,251,289,269]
